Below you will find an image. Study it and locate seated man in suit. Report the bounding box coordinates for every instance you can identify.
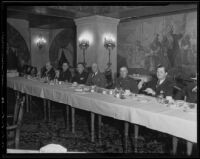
[26,65,33,75]
[57,62,72,82]
[86,63,107,88]
[184,76,197,103]
[41,62,55,81]
[104,65,113,89]
[30,67,37,77]
[115,66,138,93]
[72,63,88,84]
[17,58,27,76]
[138,64,176,98]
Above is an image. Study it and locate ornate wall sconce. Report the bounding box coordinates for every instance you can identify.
[104,38,115,67]
[79,40,89,66]
[36,34,47,49]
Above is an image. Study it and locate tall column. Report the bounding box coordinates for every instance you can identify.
[75,15,120,74]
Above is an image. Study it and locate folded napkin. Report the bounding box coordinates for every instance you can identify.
[39,144,67,153]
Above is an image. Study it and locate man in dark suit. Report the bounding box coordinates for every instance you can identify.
[72,63,88,84]
[138,64,175,98]
[41,62,55,81]
[115,66,138,93]
[184,83,197,103]
[86,63,107,88]
[57,62,72,82]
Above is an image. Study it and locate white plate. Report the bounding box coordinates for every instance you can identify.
[136,94,146,98]
[75,88,83,92]
[137,98,149,103]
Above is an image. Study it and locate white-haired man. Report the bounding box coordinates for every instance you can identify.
[86,63,107,88]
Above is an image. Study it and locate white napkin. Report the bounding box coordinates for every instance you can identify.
[39,144,67,153]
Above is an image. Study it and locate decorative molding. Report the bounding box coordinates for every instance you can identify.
[74,15,120,26]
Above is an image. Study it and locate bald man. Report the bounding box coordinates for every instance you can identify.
[115,66,138,93]
[86,63,107,88]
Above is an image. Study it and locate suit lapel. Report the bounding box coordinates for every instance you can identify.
[156,79,167,90]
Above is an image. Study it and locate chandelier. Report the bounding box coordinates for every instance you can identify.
[79,40,89,66]
[104,38,115,67]
[36,34,47,49]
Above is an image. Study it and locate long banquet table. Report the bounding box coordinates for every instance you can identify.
[6,149,86,153]
[7,77,197,144]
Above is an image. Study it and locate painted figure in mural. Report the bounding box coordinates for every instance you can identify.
[180,34,191,65]
[160,36,170,68]
[165,25,183,68]
[57,42,74,69]
[145,34,162,72]
[128,40,146,69]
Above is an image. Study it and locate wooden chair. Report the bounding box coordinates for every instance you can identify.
[7,95,25,149]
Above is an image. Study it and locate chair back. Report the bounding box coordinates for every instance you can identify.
[13,95,25,126]
[13,94,20,125]
[17,96,25,127]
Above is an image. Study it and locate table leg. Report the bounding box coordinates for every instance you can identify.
[66,105,70,130]
[91,112,95,142]
[98,115,102,145]
[43,99,47,121]
[124,122,129,153]
[16,91,20,101]
[186,141,193,156]
[134,124,139,153]
[25,94,29,113]
[47,100,51,122]
[71,107,75,133]
[172,136,178,155]
[29,95,32,113]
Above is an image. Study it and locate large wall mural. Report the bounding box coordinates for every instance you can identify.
[117,11,197,76]
[7,22,30,69]
[49,28,76,68]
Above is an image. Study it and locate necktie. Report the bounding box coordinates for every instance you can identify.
[92,73,96,78]
[156,80,160,88]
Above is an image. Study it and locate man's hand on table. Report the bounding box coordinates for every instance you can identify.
[144,88,156,96]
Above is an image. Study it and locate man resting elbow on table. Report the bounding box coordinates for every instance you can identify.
[138,65,175,101]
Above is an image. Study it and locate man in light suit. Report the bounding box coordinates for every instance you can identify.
[86,63,106,88]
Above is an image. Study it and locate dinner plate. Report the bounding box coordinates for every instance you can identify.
[79,84,85,87]
[135,94,146,98]
[169,104,180,109]
[74,88,83,92]
[83,88,90,92]
[183,103,197,113]
[137,98,149,103]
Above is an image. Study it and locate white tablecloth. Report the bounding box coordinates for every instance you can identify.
[7,77,197,143]
[7,149,86,153]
